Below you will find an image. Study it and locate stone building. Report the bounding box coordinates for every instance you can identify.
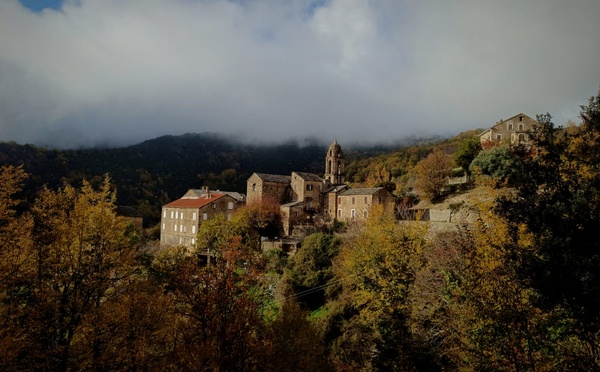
[246,173,292,205]
[479,113,537,148]
[160,190,243,248]
[246,140,397,236]
[336,187,396,222]
[325,139,345,184]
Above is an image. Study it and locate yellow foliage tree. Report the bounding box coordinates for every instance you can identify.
[327,206,428,370]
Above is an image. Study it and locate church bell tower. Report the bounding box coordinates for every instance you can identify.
[325,139,345,185]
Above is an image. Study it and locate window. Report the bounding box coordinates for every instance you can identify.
[162,223,165,230]
[352,197,355,204]
[227,214,232,221]
[192,212,197,220]
[175,211,179,219]
[179,224,183,232]
[363,210,368,218]
[306,184,313,191]
[212,203,216,209]
[508,123,513,130]
[496,134,502,141]
[180,211,184,219]
[338,197,341,204]
[519,116,523,122]
[518,123,524,131]
[364,196,368,204]
[179,237,182,245]
[192,225,196,234]
[252,183,257,192]
[519,134,526,142]
[337,209,342,218]
[191,238,195,245]
[228,202,233,210]
[203,213,208,220]
[163,210,166,218]
[170,211,174,219]
[174,225,177,232]
[351,209,356,220]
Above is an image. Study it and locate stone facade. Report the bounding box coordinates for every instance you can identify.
[246,173,292,205]
[160,191,242,248]
[245,140,398,236]
[336,188,396,222]
[479,113,537,147]
[325,139,345,184]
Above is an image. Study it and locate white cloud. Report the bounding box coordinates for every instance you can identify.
[0,0,598,148]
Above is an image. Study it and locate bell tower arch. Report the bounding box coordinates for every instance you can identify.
[325,139,345,185]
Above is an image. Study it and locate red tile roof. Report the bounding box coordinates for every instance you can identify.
[164,193,225,208]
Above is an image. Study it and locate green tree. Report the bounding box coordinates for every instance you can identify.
[453,136,481,175]
[469,146,525,185]
[286,233,341,310]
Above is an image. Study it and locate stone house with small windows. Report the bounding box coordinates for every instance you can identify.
[160,190,242,248]
[336,188,396,223]
[247,173,292,205]
[479,113,537,148]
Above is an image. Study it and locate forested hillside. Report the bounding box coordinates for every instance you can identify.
[0,132,465,227]
[0,134,332,226]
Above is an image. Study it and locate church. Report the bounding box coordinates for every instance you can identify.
[246,140,395,235]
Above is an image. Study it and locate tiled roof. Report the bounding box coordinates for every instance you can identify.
[164,193,225,208]
[254,173,291,184]
[340,187,384,196]
[293,172,323,182]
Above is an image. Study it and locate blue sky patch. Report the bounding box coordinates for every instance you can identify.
[19,0,64,12]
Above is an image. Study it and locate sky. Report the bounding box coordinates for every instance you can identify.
[0,0,599,148]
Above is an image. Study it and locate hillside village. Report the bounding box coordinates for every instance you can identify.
[159,113,537,251]
[4,95,600,370]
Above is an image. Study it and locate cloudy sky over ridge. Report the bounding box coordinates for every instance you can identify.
[0,0,599,148]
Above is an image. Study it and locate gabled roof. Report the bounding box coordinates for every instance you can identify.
[293,171,323,182]
[252,173,291,184]
[184,189,245,202]
[340,187,386,196]
[485,113,536,132]
[164,193,225,208]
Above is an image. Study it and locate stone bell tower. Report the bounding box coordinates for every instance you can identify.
[325,139,345,185]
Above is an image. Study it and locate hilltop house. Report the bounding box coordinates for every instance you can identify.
[160,188,244,248]
[479,113,537,148]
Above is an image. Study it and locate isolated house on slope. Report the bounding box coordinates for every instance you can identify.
[479,113,537,148]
